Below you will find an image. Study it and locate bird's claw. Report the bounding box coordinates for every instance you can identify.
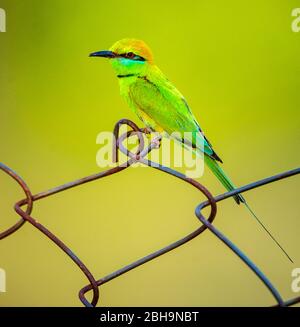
[152,137,162,149]
[140,127,152,135]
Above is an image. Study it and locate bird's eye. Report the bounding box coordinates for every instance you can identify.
[126,52,136,59]
[121,52,146,61]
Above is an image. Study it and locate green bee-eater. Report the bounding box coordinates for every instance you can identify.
[90,38,291,262]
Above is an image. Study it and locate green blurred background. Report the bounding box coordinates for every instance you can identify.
[0,0,299,306]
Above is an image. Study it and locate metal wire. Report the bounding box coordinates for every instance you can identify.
[0,118,299,307]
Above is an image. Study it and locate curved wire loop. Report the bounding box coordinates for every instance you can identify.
[0,163,33,239]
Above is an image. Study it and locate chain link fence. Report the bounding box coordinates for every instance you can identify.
[1,119,299,307]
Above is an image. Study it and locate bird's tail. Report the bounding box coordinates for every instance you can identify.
[205,155,293,263]
[243,201,293,263]
[205,155,244,204]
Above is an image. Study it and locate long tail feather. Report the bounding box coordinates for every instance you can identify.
[205,155,293,263]
[243,201,293,263]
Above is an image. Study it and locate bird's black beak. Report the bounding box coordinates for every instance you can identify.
[89,50,116,58]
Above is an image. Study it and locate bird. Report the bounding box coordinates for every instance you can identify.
[90,38,292,262]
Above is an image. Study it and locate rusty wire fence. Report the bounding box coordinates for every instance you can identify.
[1,118,299,307]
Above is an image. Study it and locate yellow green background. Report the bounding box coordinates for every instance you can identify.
[0,0,299,306]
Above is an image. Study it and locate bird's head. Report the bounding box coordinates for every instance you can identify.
[90,38,153,76]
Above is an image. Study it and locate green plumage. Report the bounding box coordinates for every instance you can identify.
[116,62,242,203]
[205,155,244,204]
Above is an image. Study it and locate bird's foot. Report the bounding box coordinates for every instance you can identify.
[140,127,152,135]
[151,136,162,149]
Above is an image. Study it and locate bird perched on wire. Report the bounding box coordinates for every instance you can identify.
[90,38,292,262]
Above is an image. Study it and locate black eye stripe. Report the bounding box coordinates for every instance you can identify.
[119,53,146,61]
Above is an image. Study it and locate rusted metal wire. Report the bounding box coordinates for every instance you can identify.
[0,163,33,239]
[0,118,299,307]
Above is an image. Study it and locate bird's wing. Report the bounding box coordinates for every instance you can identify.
[128,75,222,161]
